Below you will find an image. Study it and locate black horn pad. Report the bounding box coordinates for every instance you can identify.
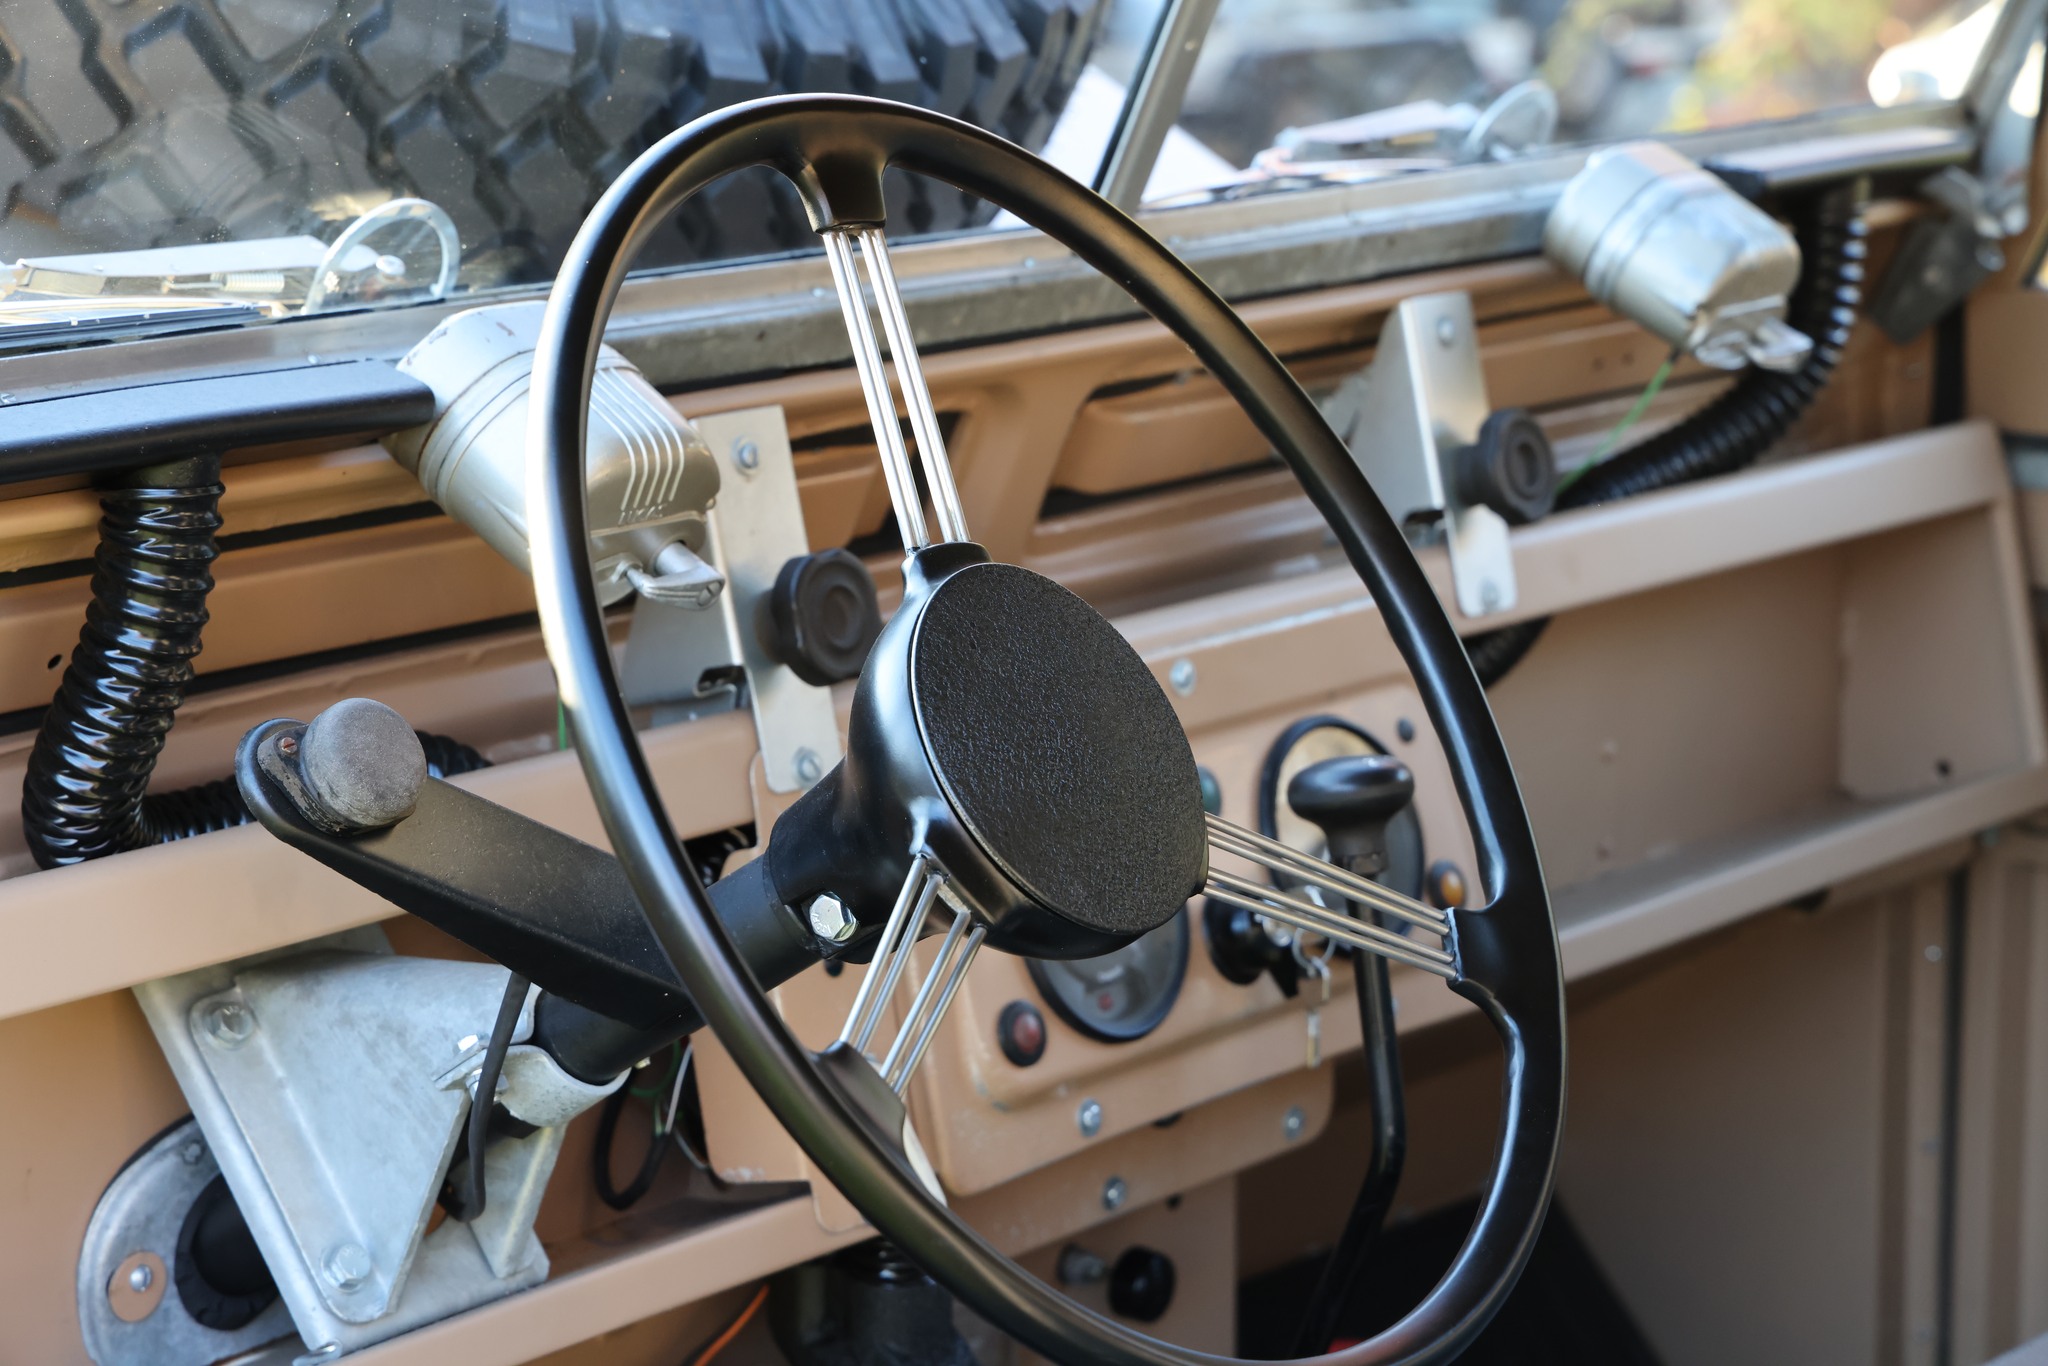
[910,562,1205,938]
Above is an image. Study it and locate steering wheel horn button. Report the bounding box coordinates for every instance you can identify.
[764,546,1206,962]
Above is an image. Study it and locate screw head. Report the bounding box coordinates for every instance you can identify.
[127,1262,154,1293]
[1283,1106,1306,1142]
[733,438,762,474]
[180,1140,205,1165]
[808,895,858,944]
[202,1000,255,1047]
[1077,1098,1104,1138]
[1102,1176,1128,1211]
[323,1242,372,1293]
[793,748,824,785]
[1168,659,1196,696]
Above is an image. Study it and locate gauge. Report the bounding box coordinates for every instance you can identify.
[1027,911,1190,1043]
[1258,715,1425,903]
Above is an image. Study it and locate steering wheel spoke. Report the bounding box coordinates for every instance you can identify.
[839,852,946,1054]
[819,225,969,548]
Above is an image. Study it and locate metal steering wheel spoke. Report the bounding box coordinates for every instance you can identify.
[880,891,986,1093]
[1204,814,1456,980]
[836,853,989,1094]
[819,223,969,549]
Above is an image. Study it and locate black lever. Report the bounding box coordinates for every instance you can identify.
[1286,752,1414,1356]
[235,700,843,1082]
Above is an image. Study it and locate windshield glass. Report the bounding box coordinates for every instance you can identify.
[1121,0,2009,206]
[0,0,1126,332]
[0,0,2012,344]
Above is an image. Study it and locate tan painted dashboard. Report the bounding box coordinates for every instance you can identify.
[4,209,2046,1364]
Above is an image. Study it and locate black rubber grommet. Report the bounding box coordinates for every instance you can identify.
[1456,408,1556,526]
[767,549,883,686]
[173,1174,277,1331]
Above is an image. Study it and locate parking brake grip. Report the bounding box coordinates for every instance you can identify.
[1286,753,1415,1356]
[233,699,846,1083]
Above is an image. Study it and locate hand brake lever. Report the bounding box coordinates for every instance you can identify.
[234,698,835,1081]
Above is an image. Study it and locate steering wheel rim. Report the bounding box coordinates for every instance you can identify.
[527,94,1564,1365]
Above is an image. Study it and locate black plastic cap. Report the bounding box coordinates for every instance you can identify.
[1455,408,1556,527]
[1108,1247,1177,1322]
[767,548,883,686]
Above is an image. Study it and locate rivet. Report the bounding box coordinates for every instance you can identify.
[127,1263,154,1293]
[1077,1098,1103,1138]
[1282,1106,1306,1141]
[793,748,824,785]
[733,438,762,475]
[1396,717,1416,743]
[1436,316,1457,346]
[1168,659,1196,696]
[1102,1175,1127,1211]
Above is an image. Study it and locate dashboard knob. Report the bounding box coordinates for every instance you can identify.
[1107,1246,1176,1322]
[765,548,883,686]
[1454,407,1556,526]
[1286,753,1415,877]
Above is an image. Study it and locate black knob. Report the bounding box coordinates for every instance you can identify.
[1454,407,1555,526]
[1203,896,1302,996]
[1287,753,1415,877]
[1108,1246,1176,1322]
[292,697,427,834]
[765,549,883,686]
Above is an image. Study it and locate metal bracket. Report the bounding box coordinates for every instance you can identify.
[1871,166,2030,343]
[78,1116,297,1366]
[1324,291,1515,619]
[620,404,842,793]
[129,929,618,1358]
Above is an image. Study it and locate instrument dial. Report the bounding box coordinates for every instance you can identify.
[1028,911,1190,1043]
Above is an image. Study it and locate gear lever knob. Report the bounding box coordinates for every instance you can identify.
[1286,754,1415,878]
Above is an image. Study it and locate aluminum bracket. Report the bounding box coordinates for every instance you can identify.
[620,404,843,792]
[130,931,614,1358]
[1325,291,1515,618]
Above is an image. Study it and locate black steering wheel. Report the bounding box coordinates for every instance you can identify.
[528,94,1563,1366]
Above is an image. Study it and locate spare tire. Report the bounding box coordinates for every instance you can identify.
[0,0,1104,286]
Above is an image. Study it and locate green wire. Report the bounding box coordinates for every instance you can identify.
[1556,352,1677,496]
[627,1042,683,1101]
[556,700,568,753]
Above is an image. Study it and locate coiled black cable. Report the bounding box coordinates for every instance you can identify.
[23,456,227,867]
[1465,177,1869,687]
[21,454,490,867]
